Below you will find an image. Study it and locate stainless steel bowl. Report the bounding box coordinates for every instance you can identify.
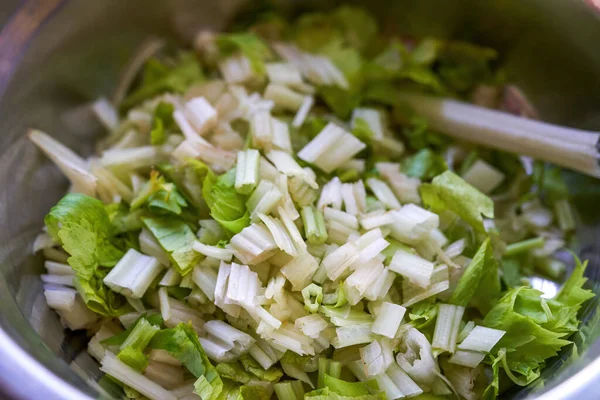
[1,0,600,398]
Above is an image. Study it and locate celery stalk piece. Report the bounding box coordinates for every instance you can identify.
[234,149,260,195]
[104,249,163,299]
[301,206,328,245]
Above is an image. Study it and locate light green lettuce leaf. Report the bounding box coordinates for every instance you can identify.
[131,170,188,216]
[216,381,241,400]
[74,274,130,316]
[142,216,202,275]
[293,13,343,53]
[149,323,223,399]
[555,254,595,307]
[533,164,569,204]
[401,148,448,180]
[237,385,271,400]
[122,52,204,109]
[203,169,250,234]
[363,40,445,94]
[150,101,176,145]
[102,313,164,346]
[408,300,438,330]
[215,363,252,384]
[435,41,498,93]
[45,193,130,316]
[158,160,211,215]
[542,254,595,335]
[45,193,124,277]
[324,374,378,396]
[420,171,494,233]
[216,33,272,74]
[351,117,375,145]
[117,347,148,373]
[294,6,376,54]
[305,374,384,399]
[482,351,502,400]
[318,44,364,119]
[483,287,574,380]
[410,38,443,66]
[450,238,500,314]
[332,6,378,53]
[239,355,283,383]
[105,203,145,234]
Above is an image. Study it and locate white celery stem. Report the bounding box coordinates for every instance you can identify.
[398,93,600,177]
[100,353,176,400]
[235,149,260,194]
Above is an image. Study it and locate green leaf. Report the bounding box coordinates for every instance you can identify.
[318,44,364,119]
[332,6,378,53]
[293,12,343,53]
[203,169,251,234]
[237,385,271,400]
[534,164,569,204]
[420,171,494,233]
[105,203,145,234]
[544,253,595,334]
[149,323,223,399]
[398,65,446,93]
[411,38,443,66]
[142,216,202,275]
[158,160,212,214]
[450,238,500,314]
[501,257,524,288]
[122,52,204,109]
[305,374,385,399]
[319,85,363,120]
[483,287,576,379]
[324,374,374,396]
[216,33,272,74]
[401,148,448,180]
[131,171,188,215]
[167,286,192,301]
[44,194,130,316]
[435,41,498,93]
[408,300,438,330]
[215,363,252,384]
[556,254,595,306]
[102,313,163,346]
[150,101,176,145]
[45,193,124,278]
[351,118,375,144]
[74,274,130,316]
[398,115,448,151]
[482,352,502,400]
[117,347,149,373]
[239,354,283,382]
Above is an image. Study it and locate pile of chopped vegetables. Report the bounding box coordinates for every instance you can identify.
[31,5,595,400]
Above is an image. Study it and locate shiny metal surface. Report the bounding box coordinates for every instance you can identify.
[0,0,599,399]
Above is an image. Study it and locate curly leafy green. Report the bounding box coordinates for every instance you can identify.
[122,52,204,109]
[131,171,188,215]
[421,171,494,233]
[45,194,130,316]
[216,33,272,73]
[150,101,176,145]
[401,148,448,180]
[203,169,250,234]
[142,216,201,275]
[450,237,500,314]
[483,255,594,388]
[149,323,223,399]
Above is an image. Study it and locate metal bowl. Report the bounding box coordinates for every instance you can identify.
[1,0,600,398]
